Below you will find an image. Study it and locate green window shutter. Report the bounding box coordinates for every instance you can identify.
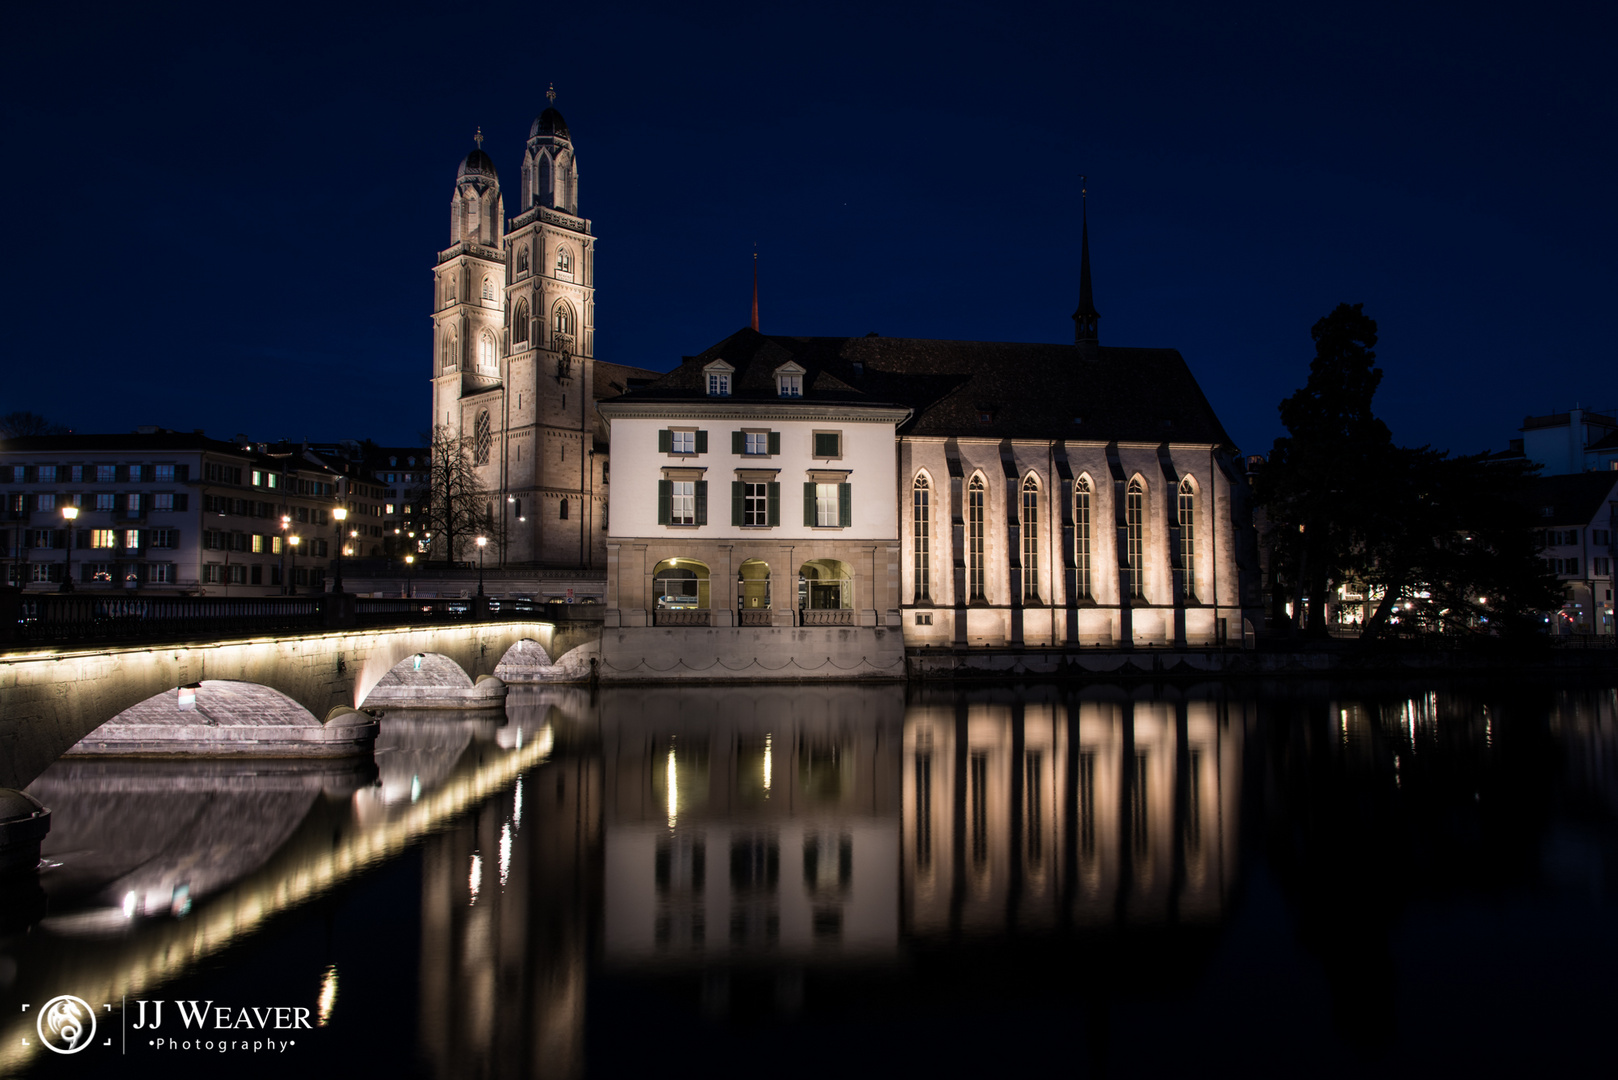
[767,482,780,526]
[732,431,744,455]
[814,432,839,457]
[804,482,816,527]
[657,480,671,525]
[731,481,744,526]
[767,431,780,455]
[658,429,672,454]
[838,483,851,527]
[694,480,708,525]
[695,430,708,454]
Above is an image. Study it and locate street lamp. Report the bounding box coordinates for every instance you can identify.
[476,535,487,596]
[288,534,301,595]
[280,515,291,595]
[59,505,79,593]
[332,506,348,594]
[405,553,414,599]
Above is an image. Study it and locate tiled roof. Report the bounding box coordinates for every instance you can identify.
[609,327,1235,446]
[1526,472,1618,526]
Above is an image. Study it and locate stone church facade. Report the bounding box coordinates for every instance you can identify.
[428,102,654,569]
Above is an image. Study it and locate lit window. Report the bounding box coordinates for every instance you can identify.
[671,481,695,525]
[1021,475,1039,601]
[1127,478,1145,599]
[91,529,116,549]
[1074,476,1092,599]
[123,530,140,550]
[913,475,930,603]
[815,484,840,527]
[1178,477,1196,599]
[779,373,802,397]
[968,476,985,601]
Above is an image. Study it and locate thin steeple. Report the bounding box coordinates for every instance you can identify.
[751,248,759,332]
[1072,177,1100,351]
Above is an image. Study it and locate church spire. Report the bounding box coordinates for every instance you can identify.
[751,249,759,331]
[1072,178,1100,352]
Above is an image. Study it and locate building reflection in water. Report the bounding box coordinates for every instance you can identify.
[905,687,1243,939]
[600,686,904,985]
[415,687,599,1080]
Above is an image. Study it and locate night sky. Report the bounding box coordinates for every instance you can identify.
[5,1,1613,458]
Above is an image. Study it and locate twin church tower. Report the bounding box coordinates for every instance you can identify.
[430,96,653,568]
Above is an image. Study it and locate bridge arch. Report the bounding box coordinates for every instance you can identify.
[0,621,561,788]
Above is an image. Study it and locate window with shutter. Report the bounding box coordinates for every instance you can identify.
[694,481,707,525]
[803,483,816,527]
[838,483,851,528]
[768,431,780,455]
[767,482,780,526]
[695,430,708,454]
[732,482,744,526]
[657,480,672,525]
[658,429,672,454]
[732,431,745,455]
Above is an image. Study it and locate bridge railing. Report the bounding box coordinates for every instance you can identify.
[4,593,593,647]
[11,595,326,645]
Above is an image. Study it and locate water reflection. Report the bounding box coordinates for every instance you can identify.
[2,680,1617,1076]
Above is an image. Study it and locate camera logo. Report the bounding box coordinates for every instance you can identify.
[37,995,96,1054]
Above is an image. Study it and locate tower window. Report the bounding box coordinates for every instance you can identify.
[516,247,529,274]
[1126,477,1145,599]
[1074,476,1092,599]
[1021,475,1039,601]
[1178,476,1196,599]
[474,410,492,465]
[968,475,986,601]
[513,299,529,344]
[553,303,573,336]
[482,277,493,300]
[556,247,573,274]
[913,474,930,603]
[559,499,569,520]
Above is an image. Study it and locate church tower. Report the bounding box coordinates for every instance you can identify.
[499,91,598,565]
[432,134,506,433]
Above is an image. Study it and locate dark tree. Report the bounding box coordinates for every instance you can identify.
[1258,303,1394,634]
[0,411,69,439]
[409,424,491,564]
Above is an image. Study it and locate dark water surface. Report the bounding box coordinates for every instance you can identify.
[4,677,1617,1078]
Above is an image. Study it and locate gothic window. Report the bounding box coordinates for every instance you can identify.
[516,246,529,274]
[552,302,573,336]
[913,474,931,603]
[1021,474,1040,601]
[481,277,493,301]
[1178,476,1196,599]
[474,410,492,466]
[1074,475,1092,599]
[556,247,573,274]
[440,327,458,372]
[444,276,457,306]
[478,330,496,373]
[513,299,529,344]
[1126,477,1145,599]
[968,475,986,602]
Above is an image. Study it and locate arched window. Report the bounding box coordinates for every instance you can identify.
[444,276,457,306]
[512,299,529,344]
[552,302,573,336]
[516,247,529,274]
[473,410,491,465]
[556,247,573,274]
[968,475,986,602]
[559,498,569,520]
[481,277,493,301]
[1074,476,1092,599]
[1021,475,1040,601]
[912,474,930,603]
[1178,476,1196,599]
[1126,477,1145,599]
[440,327,458,372]
[478,330,496,373]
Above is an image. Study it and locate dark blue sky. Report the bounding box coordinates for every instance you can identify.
[4,0,1613,457]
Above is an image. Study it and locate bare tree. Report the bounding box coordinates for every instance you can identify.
[409,424,491,564]
[0,411,69,440]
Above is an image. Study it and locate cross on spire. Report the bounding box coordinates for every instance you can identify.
[473,126,484,149]
[546,83,557,105]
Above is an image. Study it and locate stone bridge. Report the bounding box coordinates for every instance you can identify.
[0,619,599,790]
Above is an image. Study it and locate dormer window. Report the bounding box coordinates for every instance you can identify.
[774,361,805,398]
[704,359,735,397]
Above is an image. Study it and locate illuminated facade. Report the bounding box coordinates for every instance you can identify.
[429,103,656,568]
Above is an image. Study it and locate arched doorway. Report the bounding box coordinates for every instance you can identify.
[738,559,771,625]
[799,559,854,625]
[653,558,710,625]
